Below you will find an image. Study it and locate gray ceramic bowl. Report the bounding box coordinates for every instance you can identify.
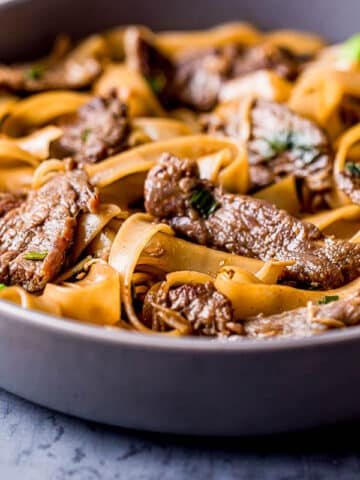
[0,0,359,436]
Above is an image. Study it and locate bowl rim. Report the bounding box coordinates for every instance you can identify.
[1,298,360,353]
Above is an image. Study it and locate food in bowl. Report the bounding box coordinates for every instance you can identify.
[1,23,360,340]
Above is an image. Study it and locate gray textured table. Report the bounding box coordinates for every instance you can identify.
[0,388,359,479]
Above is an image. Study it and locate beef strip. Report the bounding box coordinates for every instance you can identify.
[204,99,333,208]
[232,44,303,81]
[144,154,360,289]
[49,92,130,166]
[124,28,305,112]
[0,192,24,217]
[336,167,360,205]
[142,281,235,336]
[243,291,360,339]
[170,49,231,111]
[0,171,99,292]
[0,37,102,92]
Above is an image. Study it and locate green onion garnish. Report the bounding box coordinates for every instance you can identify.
[190,187,219,218]
[146,73,166,95]
[23,250,48,261]
[81,128,92,143]
[259,130,320,164]
[0,283,7,290]
[25,64,45,81]
[318,295,339,305]
[268,131,294,154]
[342,34,360,62]
[346,162,360,177]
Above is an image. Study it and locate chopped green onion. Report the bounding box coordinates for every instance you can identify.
[25,64,45,81]
[190,187,219,218]
[23,250,48,261]
[146,73,166,95]
[318,295,339,305]
[268,131,294,154]
[346,162,360,177]
[342,33,360,62]
[259,130,321,165]
[260,131,295,159]
[0,283,7,290]
[81,128,92,143]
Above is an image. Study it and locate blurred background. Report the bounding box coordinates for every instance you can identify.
[0,0,359,60]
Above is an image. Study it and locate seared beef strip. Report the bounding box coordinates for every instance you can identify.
[204,99,333,205]
[125,28,305,112]
[0,171,99,292]
[243,291,360,339]
[336,166,360,205]
[49,93,130,166]
[143,281,235,336]
[0,38,102,92]
[144,154,360,289]
[232,44,303,81]
[0,192,24,217]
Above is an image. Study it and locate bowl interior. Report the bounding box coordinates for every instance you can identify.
[0,0,358,61]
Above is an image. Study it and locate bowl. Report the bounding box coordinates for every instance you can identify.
[0,0,359,435]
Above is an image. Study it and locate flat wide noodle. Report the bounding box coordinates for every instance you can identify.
[86,135,248,193]
[254,176,300,215]
[43,262,121,325]
[219,70,293,103]
[215,265,360,318]
[1,91,90,137]
[94,64,164,117]
[0,285,62,316]
[109,213,173,333]
[157,22,262,57]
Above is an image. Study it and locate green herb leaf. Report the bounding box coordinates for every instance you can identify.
[318,295,339,305]
[25,64,45,81]
[268,131,294,154]
[146,73,166,95]
[0,283,7,290]
[81,128,92,143]
[346,162,360,177]
[342,33,360,62]
[23,250,48,261]
[259,130,321,165]
[260,131,295,159]
[190,187,219,218]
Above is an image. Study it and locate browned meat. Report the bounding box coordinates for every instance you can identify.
[142,281,235,336]
[0,171,99,292]
[0,192,24,217]
[144,154,360,289]
[243,291,360,339]
[173,46,238,111]
[125,28,176,107]
[205,99,333,208]
[49,93,130,166]
[232,44,303,81]
[125,28,305,112]
[0,37,102,92]
[336,164,360,205]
